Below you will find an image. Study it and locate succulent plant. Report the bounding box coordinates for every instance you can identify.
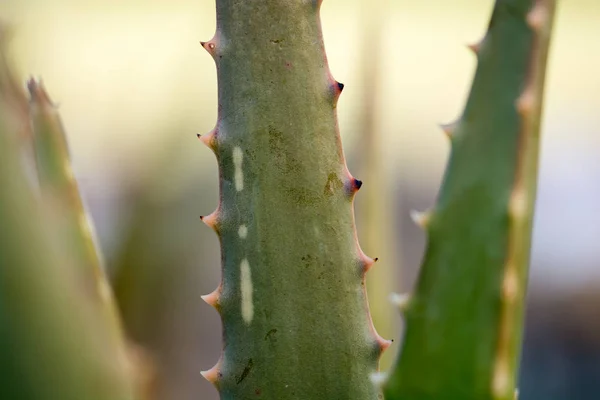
[0,0,558,399]
[197,1,386,398]
[0,42,135,400]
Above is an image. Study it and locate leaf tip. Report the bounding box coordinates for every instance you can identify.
[27,77,55,109]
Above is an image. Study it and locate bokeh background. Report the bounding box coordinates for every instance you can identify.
[2,0,599,399]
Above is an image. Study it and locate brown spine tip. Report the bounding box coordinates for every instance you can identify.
[330,79,344,104]
[345,176,363,197]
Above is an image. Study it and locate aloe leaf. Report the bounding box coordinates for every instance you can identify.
[384,1,557,399]
[199,1,386,399]
[0,54,136,400]
[28,79,127,351]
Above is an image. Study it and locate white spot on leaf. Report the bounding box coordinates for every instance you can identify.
[233,146,244,191]
[240,259,254,324]
[238,224,248,239]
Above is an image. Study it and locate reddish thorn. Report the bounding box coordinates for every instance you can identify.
[359,249,378,273]
[200,40,217,56]
[467,39,483,55]
[337,82,345,92]
[200,359,222,386]
[202,288,221,309]
[345,176,362,195]
[378,337,393,352]
[199,129,217,150]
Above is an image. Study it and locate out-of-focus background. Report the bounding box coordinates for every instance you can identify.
[2,1,599,399]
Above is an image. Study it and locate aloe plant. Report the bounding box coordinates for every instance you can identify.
[0,44,136,400]
[197,1,387,399]
[28,79,127,354]
[0,0,560,399]
[384,1,557,399]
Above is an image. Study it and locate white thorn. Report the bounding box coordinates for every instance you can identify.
[389,292,411,311]
[370,371,388,388]
[527,2,548,32]
[200,359,222,386]
[410,209,430,228]
[439,122,457,139]
[201,287,220,308]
